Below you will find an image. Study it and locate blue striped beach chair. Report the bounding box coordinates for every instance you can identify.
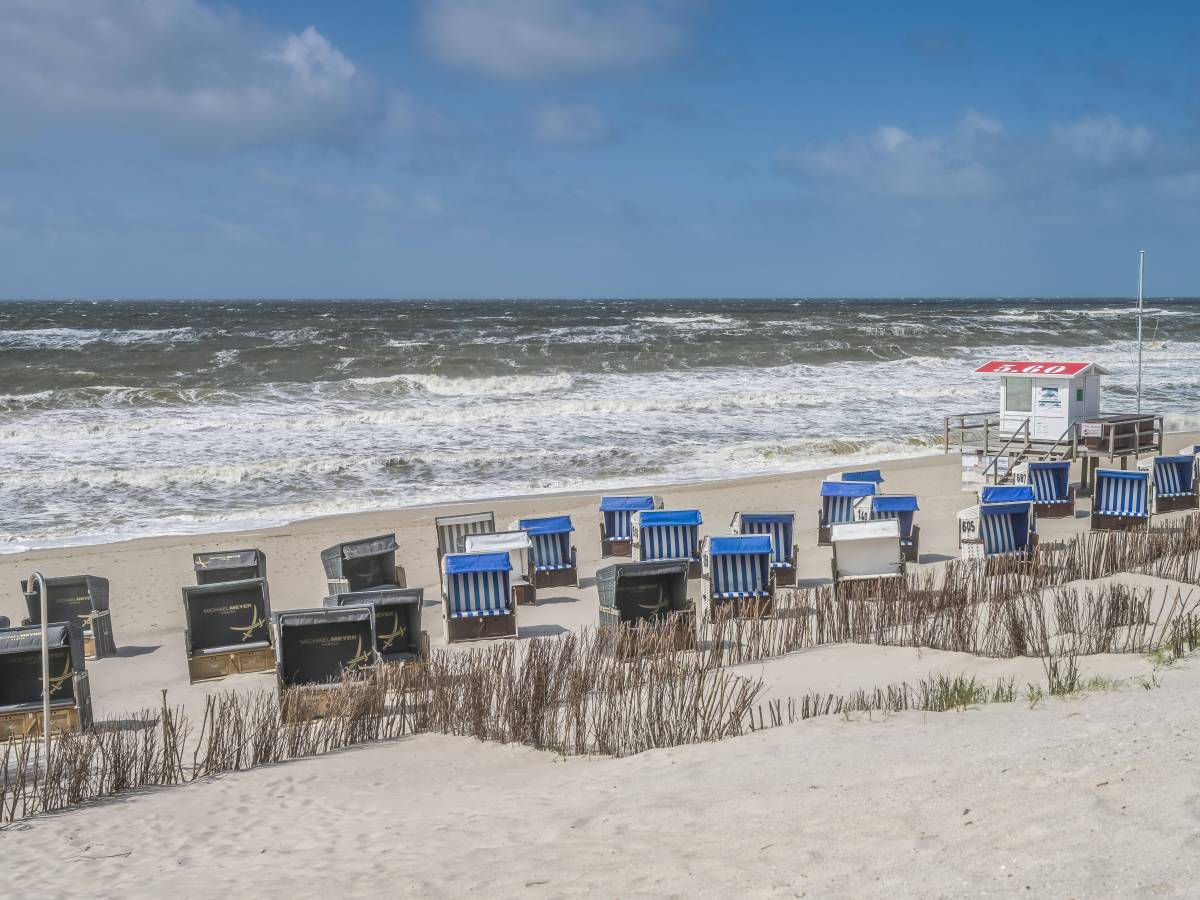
[1090,469,1151,532]
[829,519,905,597]
[701,535,774,620]
[1014,460,1075,518]
[978,500,1037,564]
[632,509,703,577]
[599,495,661,558]
[1147,455,1199,514]
[818,480,876,546]
[856,495,920,562]
[441,551,516,642]
[730,512,797,585]
[518,515,578,589]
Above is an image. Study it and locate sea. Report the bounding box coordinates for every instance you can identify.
[2,298,1197,552]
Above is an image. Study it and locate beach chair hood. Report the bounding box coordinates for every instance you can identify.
[637,509,702,526]
[820,481,875,498]
[193,549,262,572]
[981,485,1035,504]
[465,531,532,552]
[829,469,884,484]
[709,535,772,556]
[22,575,109,626]
[444,551,513,574]
[599,496,657,512]
[518,515,574,535]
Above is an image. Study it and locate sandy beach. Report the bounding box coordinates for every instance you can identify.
[3,439,1200,898]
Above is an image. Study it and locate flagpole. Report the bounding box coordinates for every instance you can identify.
[1136,250,1145,414]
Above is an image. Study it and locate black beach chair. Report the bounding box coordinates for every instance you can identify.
[21,574,117,660]
[0,622,93,740]
[181,577,274,683]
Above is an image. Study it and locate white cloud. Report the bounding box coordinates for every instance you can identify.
[1053,115,1153,167]
[533,103,611,143]
[421,0,688,78]
[0,0,377,148]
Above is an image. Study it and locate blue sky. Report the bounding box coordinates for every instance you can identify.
[2,0,1198,298]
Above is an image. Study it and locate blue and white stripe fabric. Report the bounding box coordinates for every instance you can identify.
[979,503,1031,557]
[738,513,794,570]
[1028,462,1071,505]
[600,496,656,541]
[709,535,771,598]
[820,481,875,526]
[637,509,702,561]
[867,495,918,543]
[1152,456,1195,498]
[1094,470,1150,517]
[444,552,512,619]
[519,516,576,572]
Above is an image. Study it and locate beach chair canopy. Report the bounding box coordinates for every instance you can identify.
[829,469,885,484]
[466,530,532,580]
[1026,461,1071,504]
[434,511,496,554]
[980,485,1035,504]
[182,578,272,655]
[0,623,84,710]
[1152,456,1196,497]
[596,560,690,623]
[193,549,265,583]
[443,552,512,619]
[22,575,109,628]
[821,480,875,526]
[635,509,702,561]
[733,512,795,568]
[1094,469,1150,517]
[867,495,919,542]
[518,516,575,572]
[707,535,772,599]
[829,519,903,578]
[979,503,1033,556]
[275,607,375,687]
[600,495,659,541]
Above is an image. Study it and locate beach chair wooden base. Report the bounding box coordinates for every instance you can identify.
[512,582,537,606]
[817,523,832,547]
[772,553,798,586]
[601,537,633,558]
[279,683,383,724]
[901,527,920,563]
[832,575,905,601]
[1154,494,1199,515]
[687,560,701,580]
[1034,497,1076,519]
[187,645,277,684]
[445,613,518,643]
[533,567,577,589]
[709,596,774,621]
[1090,513,1151,533]
[615,623,696,657]
[0,706,83,741]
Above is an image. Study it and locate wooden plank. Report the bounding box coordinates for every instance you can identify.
[0,706,82,741]
[187,645,276,683]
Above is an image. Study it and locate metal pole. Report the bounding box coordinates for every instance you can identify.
[29,571,51,773]
[1136,250,1145,414]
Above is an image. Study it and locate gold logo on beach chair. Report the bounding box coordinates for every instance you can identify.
[47,657,73,693]
[378,618,407,652]
[345,636,371,671]
[229,608,265,641]
[637,595,667,615]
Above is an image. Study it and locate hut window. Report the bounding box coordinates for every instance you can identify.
[1005,377,1033,413]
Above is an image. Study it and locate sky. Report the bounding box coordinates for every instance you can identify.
[2,0,1199,299]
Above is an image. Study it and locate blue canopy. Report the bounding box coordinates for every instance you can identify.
[445,552,513,574]
[820,481,875,498]
[873,495,919,512]
[981,485,1034,504]
[980,502,1030,518]
[709,535,772,556]
[1096,469,1148,482]
[599,495,656,512]
[740,512,794,525]
[519,515,574,535]
[842,469,884,483]
[638,509,702,526]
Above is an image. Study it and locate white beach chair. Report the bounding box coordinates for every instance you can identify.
[829,519,905,597]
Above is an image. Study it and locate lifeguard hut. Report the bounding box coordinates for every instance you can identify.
[945,359,1163,492]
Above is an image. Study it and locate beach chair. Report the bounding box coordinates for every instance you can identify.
[319,534,406,596]
[596,560,694,655]
[599,495,662,558]
[632,509,703,578]
[434,511,496,559]
[818,481,876,546]
[0,622,93,740]
[700,535,775,620]
[515,515,578,589]
[978,498,1038,565]
[193,548,267,585]
[465,530,535,605]
[181,577,275,683]
[1142,455,1199,514]
[853,495,920,563]
[1012,461,1075,518]
[441,552,517,643]
[730,512,797,586]
[1091,469,1151,532]
[20,575,116,660]
[829,519,905,598]
[324,588,428,664]
[957,486,1035,561]
[275,606,378,722]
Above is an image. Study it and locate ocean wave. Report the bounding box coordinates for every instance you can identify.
[0,327,198,349]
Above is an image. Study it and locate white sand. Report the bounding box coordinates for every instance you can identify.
[3,443,1199,897]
